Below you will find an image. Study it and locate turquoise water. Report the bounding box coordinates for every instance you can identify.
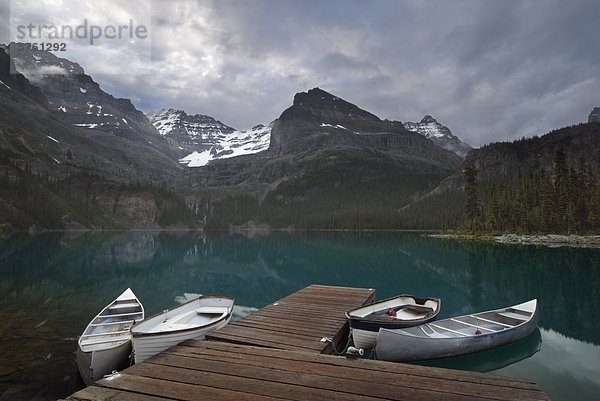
[0,230,598,400]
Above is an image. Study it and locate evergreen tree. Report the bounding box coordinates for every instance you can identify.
[464,167,480,230]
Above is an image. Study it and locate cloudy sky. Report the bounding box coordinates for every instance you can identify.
[2,0,600,146]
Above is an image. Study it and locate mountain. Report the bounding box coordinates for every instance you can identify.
[403,115,472,158]
[7,43,176,159]
[589,107,600,123]
[183,88,463,229]
[267,88,461,168]
[147,108,272,164]
[0,46,193,232]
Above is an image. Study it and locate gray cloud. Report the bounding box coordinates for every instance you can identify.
[2,0,599,145]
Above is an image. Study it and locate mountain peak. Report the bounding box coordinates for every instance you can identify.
[282,87,381,124]
[404,115,472,158]
[589,107,600,123]
[292,87,341,106]
[420,115,437,124]
[8,42,85,76]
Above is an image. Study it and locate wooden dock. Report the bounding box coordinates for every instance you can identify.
[206,284,375,353]
[63,284,551,401]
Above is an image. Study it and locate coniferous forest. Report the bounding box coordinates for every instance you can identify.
[464,150,600,234]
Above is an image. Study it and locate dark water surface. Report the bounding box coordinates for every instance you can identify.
[0,230,598,400]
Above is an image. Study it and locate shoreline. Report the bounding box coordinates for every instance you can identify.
[428,233,600,249]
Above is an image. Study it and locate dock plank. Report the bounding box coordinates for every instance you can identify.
[163,342,547,400]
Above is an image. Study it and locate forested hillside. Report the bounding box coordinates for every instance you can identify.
[464,149,600,233]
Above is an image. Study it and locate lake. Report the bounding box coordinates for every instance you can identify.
[0,230,598,401]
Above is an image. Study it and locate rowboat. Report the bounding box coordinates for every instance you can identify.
[376,299,539,362]
[131,295,234,363]
[346,294,441,349]
[77,288,144,385]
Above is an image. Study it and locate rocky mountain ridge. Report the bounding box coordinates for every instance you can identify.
[589,107,600,123]
[147,108,272,165]
[266,88,461,168]
[6,43,176,159]
[150,90,473,167]
[403,115,472,158]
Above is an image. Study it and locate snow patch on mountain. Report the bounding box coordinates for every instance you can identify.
[147,108,272,167]
[178,123,272,167]
[179,150,213,167]
[320,123,347,130]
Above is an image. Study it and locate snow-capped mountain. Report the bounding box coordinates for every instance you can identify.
[403,115,472,158]
[147,108,272,166]
[147,108,235,150]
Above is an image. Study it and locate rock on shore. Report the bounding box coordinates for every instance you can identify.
[428,234,600,248]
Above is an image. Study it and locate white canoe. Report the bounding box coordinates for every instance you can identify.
[346,294,441,349]
[131,295,234,363]
[376,299,539,362]
[77,288,144,385]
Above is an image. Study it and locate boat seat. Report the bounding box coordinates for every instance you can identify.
[109,302,140,310]
[402,305,433,314]
[195,307,228,315]
[497,311,529,321]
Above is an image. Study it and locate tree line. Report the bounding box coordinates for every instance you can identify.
[0,156,198,230]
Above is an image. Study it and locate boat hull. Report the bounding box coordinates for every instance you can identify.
[76,338,132,385]
[132,315,231,363]
[131,295,235,363]
[376,300,539,362]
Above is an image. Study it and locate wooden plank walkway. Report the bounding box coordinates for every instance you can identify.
[66,340,550,401]
[62,284,551,401]
[206,284,375,354]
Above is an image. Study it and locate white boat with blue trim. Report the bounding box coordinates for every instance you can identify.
[346,294,441,349]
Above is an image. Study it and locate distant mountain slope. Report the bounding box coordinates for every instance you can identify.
[460,122,600,182]
[7,43,177,160]
[0,47,194,231]
[398,120,600,231]
[147,108,272,164]
[403,115,472,158]
[589,107,600,123]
